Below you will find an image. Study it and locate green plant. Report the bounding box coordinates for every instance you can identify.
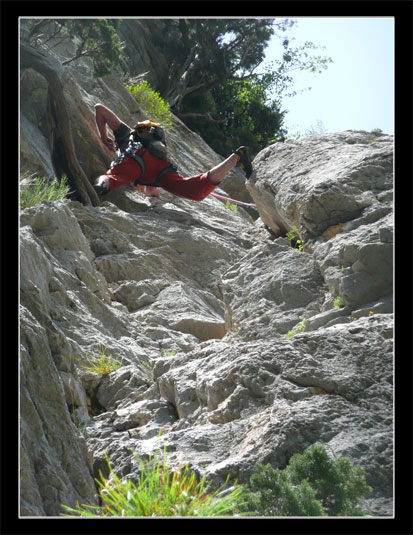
[125,81,173,131]
[286,316,307,339]
[333,296,344,308]
[62,447,246,517]
[286,225,303,252]
[241,463,325,516]
[241,444,372,516]
[25,19,122,77]
[144,19,331,156]
[77,421,89,440]
[138,361,153,379]
[80,346,123,377]
[162,349,177,358]
[225,200,238,213]
[20,174,72,210]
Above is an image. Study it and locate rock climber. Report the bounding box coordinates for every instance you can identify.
[93,103,253,200]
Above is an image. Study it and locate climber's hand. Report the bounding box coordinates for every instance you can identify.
[102,136,115,152]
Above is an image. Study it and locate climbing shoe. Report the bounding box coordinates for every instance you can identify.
[234,146,253,178]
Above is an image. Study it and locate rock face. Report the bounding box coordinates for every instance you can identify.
[19,22,393,517]
[247,131,393,310]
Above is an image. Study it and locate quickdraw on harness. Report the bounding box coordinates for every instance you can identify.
[111,120,177,187]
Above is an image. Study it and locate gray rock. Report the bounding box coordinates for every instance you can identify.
[20,306,98,516]
[301,306,351,332]
[86,314,392,504]
[221,239,327,339]
[314,214,393,308]
[247,131,393,241]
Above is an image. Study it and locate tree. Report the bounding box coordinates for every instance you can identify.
[141,19,331,157]
[286,444,372,516]
[145,18,283,112]
[187,76,286,156]
[25,19,122,77]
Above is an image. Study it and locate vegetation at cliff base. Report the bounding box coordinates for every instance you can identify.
[61,443,371,517]
[20,174,71,209]
[62,447,245,517]
[239,444,372,516]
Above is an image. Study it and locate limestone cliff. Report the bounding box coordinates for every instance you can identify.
[19,21,393,518]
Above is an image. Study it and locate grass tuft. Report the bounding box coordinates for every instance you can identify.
[79,346,123,377]
[62,446,246,517]
[20,174,72,209]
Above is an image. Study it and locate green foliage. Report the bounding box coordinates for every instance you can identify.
[25,19,122,77]
[162,349,177,358]
[225,200,238,213]
[333,296,344,308]
[286,316,307,339]
[20,174,71,209]
[201,77,286,156]
[80,346,123,377]
[125,81,173,131]
[286,225,303,251]
[139,361,153,377]
[241,444,372,516]
[263,39,333,101]
[242,463,326,516]
[62,447,246,517]
[142,19,331,158]
[62,19,122,77]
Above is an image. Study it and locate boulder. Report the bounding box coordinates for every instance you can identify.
[247,130,393,242]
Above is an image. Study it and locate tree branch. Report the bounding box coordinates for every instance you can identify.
[178,112,227,141]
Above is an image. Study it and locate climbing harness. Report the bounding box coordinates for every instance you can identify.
[210,192,257,209]
[112,121,177,187]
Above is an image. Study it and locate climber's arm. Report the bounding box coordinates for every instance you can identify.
[95,103,121,151]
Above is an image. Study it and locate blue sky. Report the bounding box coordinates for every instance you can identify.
[263,17,394,136]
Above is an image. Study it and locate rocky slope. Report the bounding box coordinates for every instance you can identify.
[19,22,393,517]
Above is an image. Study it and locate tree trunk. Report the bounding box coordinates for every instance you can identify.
[20,41,100,206]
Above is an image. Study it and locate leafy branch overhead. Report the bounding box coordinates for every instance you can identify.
[142,19,332,156]
[26,19,123,77]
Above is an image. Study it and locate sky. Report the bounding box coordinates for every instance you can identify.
[263,17,394,136]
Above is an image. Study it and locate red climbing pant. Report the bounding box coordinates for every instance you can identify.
[103,148,217,202]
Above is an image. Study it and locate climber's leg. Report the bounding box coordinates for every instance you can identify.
[156,150,248,202]
[208,153,239,185]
